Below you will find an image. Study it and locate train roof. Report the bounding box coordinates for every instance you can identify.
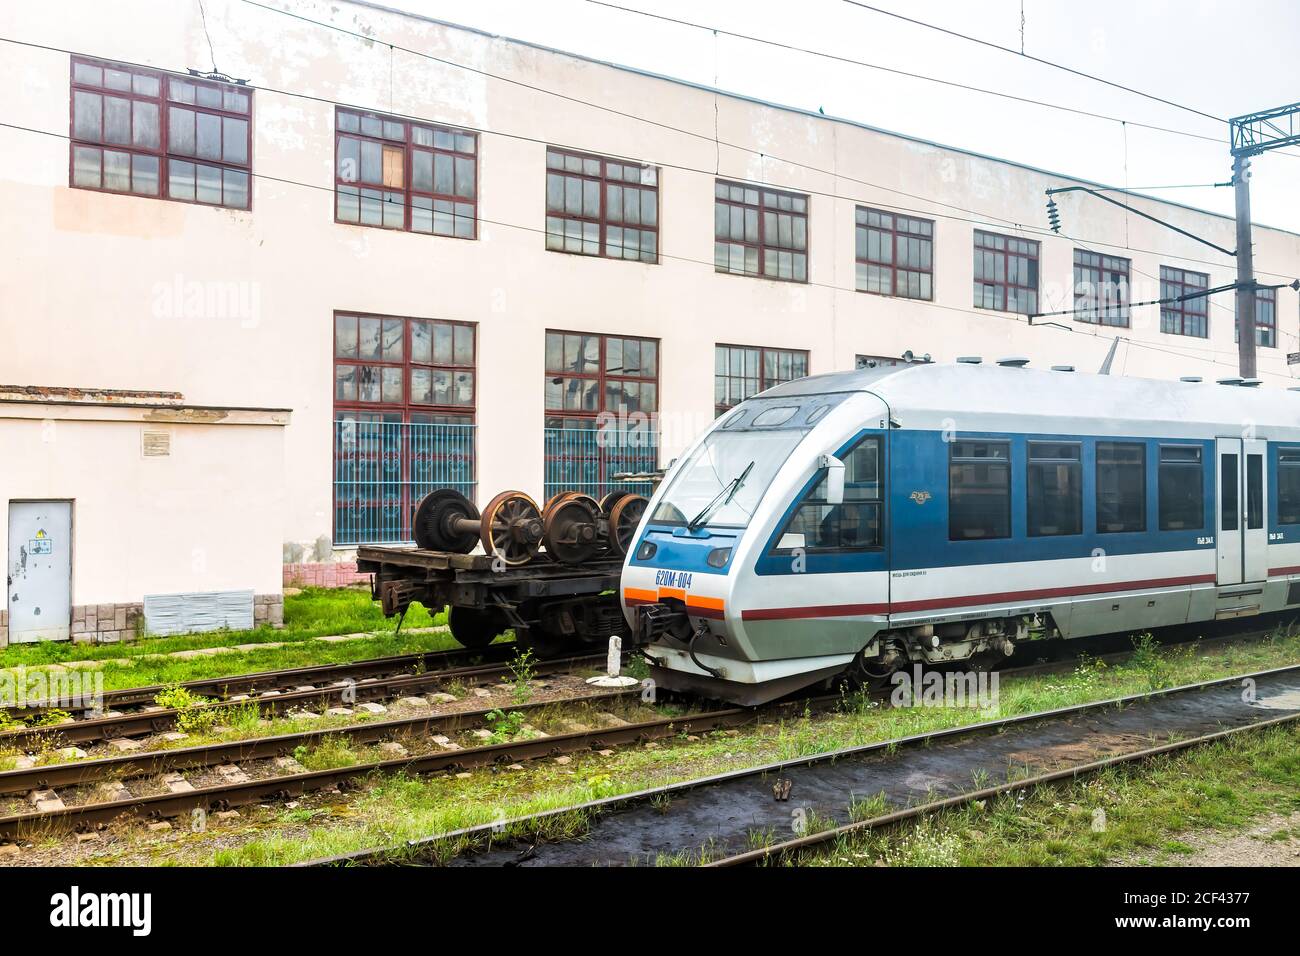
[761,362,1300,435]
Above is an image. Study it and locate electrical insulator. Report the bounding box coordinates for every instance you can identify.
[1046,197,1061,234]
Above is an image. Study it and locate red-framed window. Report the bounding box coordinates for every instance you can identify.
[1160,266,1209,338]
[333,312,476,545]
[544,330,658,426]
[973,230,1039,314]
[855,208,934,300]
[714,180,808,282]
[1074,249,1131,327]
[1235,287,1277,348]
[544,147,659,263]
[714,344,809,416]
[70,56,252,209]
[335,107,478,238]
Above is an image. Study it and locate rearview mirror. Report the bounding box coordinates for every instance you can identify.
[819,454,845,505]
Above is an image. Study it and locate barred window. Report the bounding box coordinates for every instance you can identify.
[714,181,808,282]
[715,344,809,415]
[71,57,251,209]
[973,231,1039,314]
[1160,266,1209,338]
[1074,250,1131,327]
[335,107,477,237]
[544,148,658,262]
[856,208,933,300]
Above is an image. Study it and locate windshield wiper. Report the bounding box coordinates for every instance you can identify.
[688,461,755,531]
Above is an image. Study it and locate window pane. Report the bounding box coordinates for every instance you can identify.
[103,95,130,145]
[1158,447,1204,531]
[168,159,195,201]
[223,116,248,165]
[102,149,130,191]
[133,100,160,149]
[131,154,159,195]
[195,111,221,161]
[1027,444,1081,536]
[1097,442,1146,533]
[949,441,1011,540]
[168,106,195,156]
[71,143,103,187]
[1278,453,1300,524]
[73,90,102,142]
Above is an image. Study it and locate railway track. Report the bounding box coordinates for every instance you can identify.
[0,622,1291,851]
[305,661,1300,866]
[0,693,771,839]
[0,646,607,749]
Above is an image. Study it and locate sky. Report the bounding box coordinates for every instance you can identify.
[384,0,1300,233]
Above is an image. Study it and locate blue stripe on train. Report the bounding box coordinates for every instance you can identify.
[757,429,1219,576]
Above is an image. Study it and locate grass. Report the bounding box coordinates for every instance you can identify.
[0,589,468,698]
[799,720,1300,867]
[153,625,1300,866]
[0,588,445,671]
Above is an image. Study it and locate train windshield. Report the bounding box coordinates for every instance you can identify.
[650,427,806,528]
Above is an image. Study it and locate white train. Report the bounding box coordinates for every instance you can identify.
[620,360,1300,704]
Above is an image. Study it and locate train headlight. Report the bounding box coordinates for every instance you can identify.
[636,541,657,560]
[707,547,732,568]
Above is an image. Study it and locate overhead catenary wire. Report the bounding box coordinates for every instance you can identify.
[840,0,1223,124]
[2,117,1290,382]
[581,0,1252,153]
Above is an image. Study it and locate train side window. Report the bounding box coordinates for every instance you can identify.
[1157,445,1204,531]
[1096,442,1146,533]
[949,440,1011,540]
[1246,453,1264,531]
[1221,453,1239,532]
[1278,448,1300,524]
[775,436,882,551]
[1026,442,1081,536]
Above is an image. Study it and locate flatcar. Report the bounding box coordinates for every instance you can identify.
[620,360,1300,704]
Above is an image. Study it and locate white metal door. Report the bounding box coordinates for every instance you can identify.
[1215,440,1242,586]
[6,501,72,643]
[1243,438,1268,583]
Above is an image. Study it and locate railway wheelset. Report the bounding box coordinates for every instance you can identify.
[412,488,648,566]
[403,487,649,656]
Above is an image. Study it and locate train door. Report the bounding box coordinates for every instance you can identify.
[1215,438,1267,586]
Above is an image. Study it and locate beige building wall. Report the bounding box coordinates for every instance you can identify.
[2,0,1298,567]
[0,396,288,645]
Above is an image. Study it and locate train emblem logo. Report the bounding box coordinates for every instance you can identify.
[909,490,932,505]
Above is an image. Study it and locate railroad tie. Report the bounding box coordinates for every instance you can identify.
[28,789,65,813]
[215,764,251,784]
[161,772,195,794]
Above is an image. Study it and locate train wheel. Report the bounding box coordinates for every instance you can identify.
[607,494,648,556]
[598,491,631,514]
[448,606,507,650]
[543,496,601,565]
[412,490,480,553]
[480,491,543,565]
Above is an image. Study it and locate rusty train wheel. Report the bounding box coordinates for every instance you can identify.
[542,496,601,565]
[412,489,480,553]
[598,491,631,515]
[607,494,648,556]
[480,490,544,566]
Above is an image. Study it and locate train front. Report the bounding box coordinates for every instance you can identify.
[620,380,891,704]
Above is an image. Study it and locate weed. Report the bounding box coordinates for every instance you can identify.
[154,686,221,735]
